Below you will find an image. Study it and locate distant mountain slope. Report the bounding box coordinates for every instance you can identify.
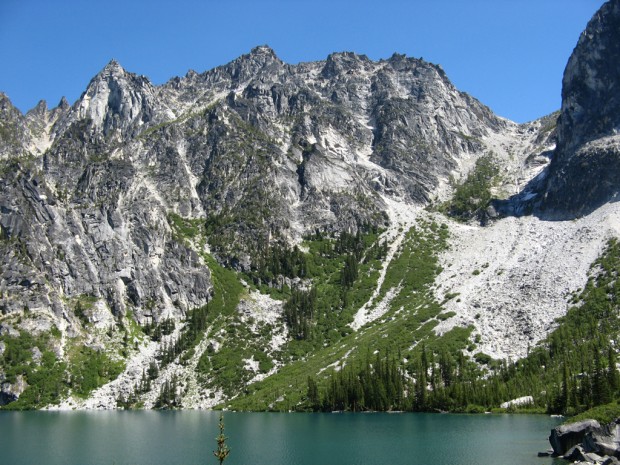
[0,44,527,326]
[2,1,620,411]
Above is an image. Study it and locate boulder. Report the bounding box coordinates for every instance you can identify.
[0,374,28,406]
[550,419,601,455]
[564,444,604,463]
[500,395,533,409]
[30,346,43,365]
[585,420,620,458]
[0,323,19,338]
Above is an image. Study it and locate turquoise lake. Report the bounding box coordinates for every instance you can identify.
[0,411,564,465]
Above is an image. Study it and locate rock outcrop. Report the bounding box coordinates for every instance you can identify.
[499,395,533,409]
[550,418,620,464]
[538,0,620,218]
[585,420,620,459]
[0,374,28,406]
[550,419,601,456]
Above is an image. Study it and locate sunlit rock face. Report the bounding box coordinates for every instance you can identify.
[0,45,512,326]
[538,0,620,218]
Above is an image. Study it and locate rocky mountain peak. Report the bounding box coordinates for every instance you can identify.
[249,44,278,60]
[0,92,16,112]
[57,96,70,111]
[61,59,172,139]
[163,45,286,102]
[321,51,372,78]
[226,44,284,80]
[0,93,24,127]
[26,100,48,118]
[101,58,126,76]
[556,0,620,157]
[537,0,620,218]
[385,52,440,77]
[0,93,33,159]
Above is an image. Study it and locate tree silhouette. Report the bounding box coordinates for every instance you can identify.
[213,413,230,465]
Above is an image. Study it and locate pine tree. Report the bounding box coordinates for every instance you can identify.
[340,254,359,289]
[593,351,611,406]
[439,350,454,388]
[416,366,427,410]
[148,361,159,380]
[307,376,320,409]
[213,413,230,465]
[607,347,619,395]
[561,363,570,414]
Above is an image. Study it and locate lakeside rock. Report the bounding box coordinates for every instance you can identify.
[550,418,620,464]
[549,419,601,456]
[584,420,620,459]
[500,395,533,409]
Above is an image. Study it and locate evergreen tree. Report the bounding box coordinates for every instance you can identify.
[561,363,570,413]
[213,413,230,465]
[340,254,359,289]
[593,351,611,405]
[284,287,316,340]
[148,361,159,381]
[415,363,427,410]
[607,346,619,395]
[307,376,320,409]
[439,350,454,388]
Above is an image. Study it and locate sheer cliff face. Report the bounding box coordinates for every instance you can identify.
[539,0,620,218]
[0,46,508,327]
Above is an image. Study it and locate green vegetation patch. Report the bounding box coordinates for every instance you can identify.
[70,294,98,326]
[68,345,124,398]
[564,402,620,425]
[169,213,205,244]
[203,255,244,317]
[437,154,500,223]
[225,218,475,412]
[0,330,67,410]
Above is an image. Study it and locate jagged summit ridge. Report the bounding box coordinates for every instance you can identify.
[0,44,526,327]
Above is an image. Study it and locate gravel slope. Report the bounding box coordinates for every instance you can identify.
[434,201,620,360]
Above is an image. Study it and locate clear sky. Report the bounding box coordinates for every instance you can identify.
[0,0,605,123]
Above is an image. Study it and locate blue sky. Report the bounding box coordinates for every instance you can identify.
[0,0,605,123]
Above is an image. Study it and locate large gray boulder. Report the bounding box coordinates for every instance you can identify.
[564,444,605,464]
[585,420,620,458]
[550,419,601,455]
[0,374,28,406]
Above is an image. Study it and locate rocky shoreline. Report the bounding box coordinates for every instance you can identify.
[548,418,620,464]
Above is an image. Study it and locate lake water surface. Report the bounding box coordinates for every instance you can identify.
[1,411,564,465]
